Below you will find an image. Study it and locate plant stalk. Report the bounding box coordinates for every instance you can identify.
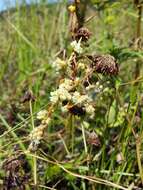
[29,100,37,187]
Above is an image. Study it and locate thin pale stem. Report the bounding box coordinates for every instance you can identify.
[81,123,87,154]
[136,138,143,185]
[29,100,37,187]
[71,115,75,154]
[58,134,70,156]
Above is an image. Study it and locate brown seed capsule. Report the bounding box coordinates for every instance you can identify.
[88,54,119,75]
[75,27,92,42]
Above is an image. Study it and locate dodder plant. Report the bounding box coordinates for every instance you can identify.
[28,4,119,155]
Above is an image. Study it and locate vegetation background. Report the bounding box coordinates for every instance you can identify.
[0,0,143,189]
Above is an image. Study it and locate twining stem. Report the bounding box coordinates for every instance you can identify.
[29,100,37,187]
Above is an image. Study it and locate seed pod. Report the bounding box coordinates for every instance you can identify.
[88,54,119,75]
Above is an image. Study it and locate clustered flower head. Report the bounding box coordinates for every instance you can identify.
[52,57,66,73]
[50,78,95,117]
[28,4,119,152]
[49,67,96,118]
[29,110,51,151]
[50,78,73,103]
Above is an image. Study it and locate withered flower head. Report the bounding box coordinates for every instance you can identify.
[3,156,22,172]
[3,155,29,190]
[88,54,118,75]
[75,27,92,42]
[87,131,101,147]
[20,90,35,103]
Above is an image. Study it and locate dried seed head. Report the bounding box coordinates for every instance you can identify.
[3,157,22,172]
[87,131,101,147]
[3,155,29,190]
[88,54,118,75]
[20,90,35,103]
[75,27,92,42]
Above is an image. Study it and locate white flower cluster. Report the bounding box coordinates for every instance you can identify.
[29,110,51,151]
[70,40,83,54]
[72,91,95,118]
[72,91,91,104]
[52,57,66,73]
[86,81,103,93]
[30,124,45,141]
[50,78,95,117]
[50,79,73,104]
[37,110,51,125]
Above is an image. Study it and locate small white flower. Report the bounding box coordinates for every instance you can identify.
[37,110,48,120]
[72,91,91,105]
[99,85,103,89]
[96,81,100,86]
[30,124,46,140]
[86,84,95,91]
[44,117,51,125]
[58,88,71,101]
[50,78,74,104]
[74,77,80,85]
[50,91,59,103]
[78,62,85,70]
[103,87,109,92]
[61,105,68,113]
[59,79,73,91]
[70,40,83,54]
[85,104,95,116]
[52,58,66,72]
[28,139,40,151]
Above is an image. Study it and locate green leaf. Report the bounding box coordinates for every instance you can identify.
[107,100,116,126]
